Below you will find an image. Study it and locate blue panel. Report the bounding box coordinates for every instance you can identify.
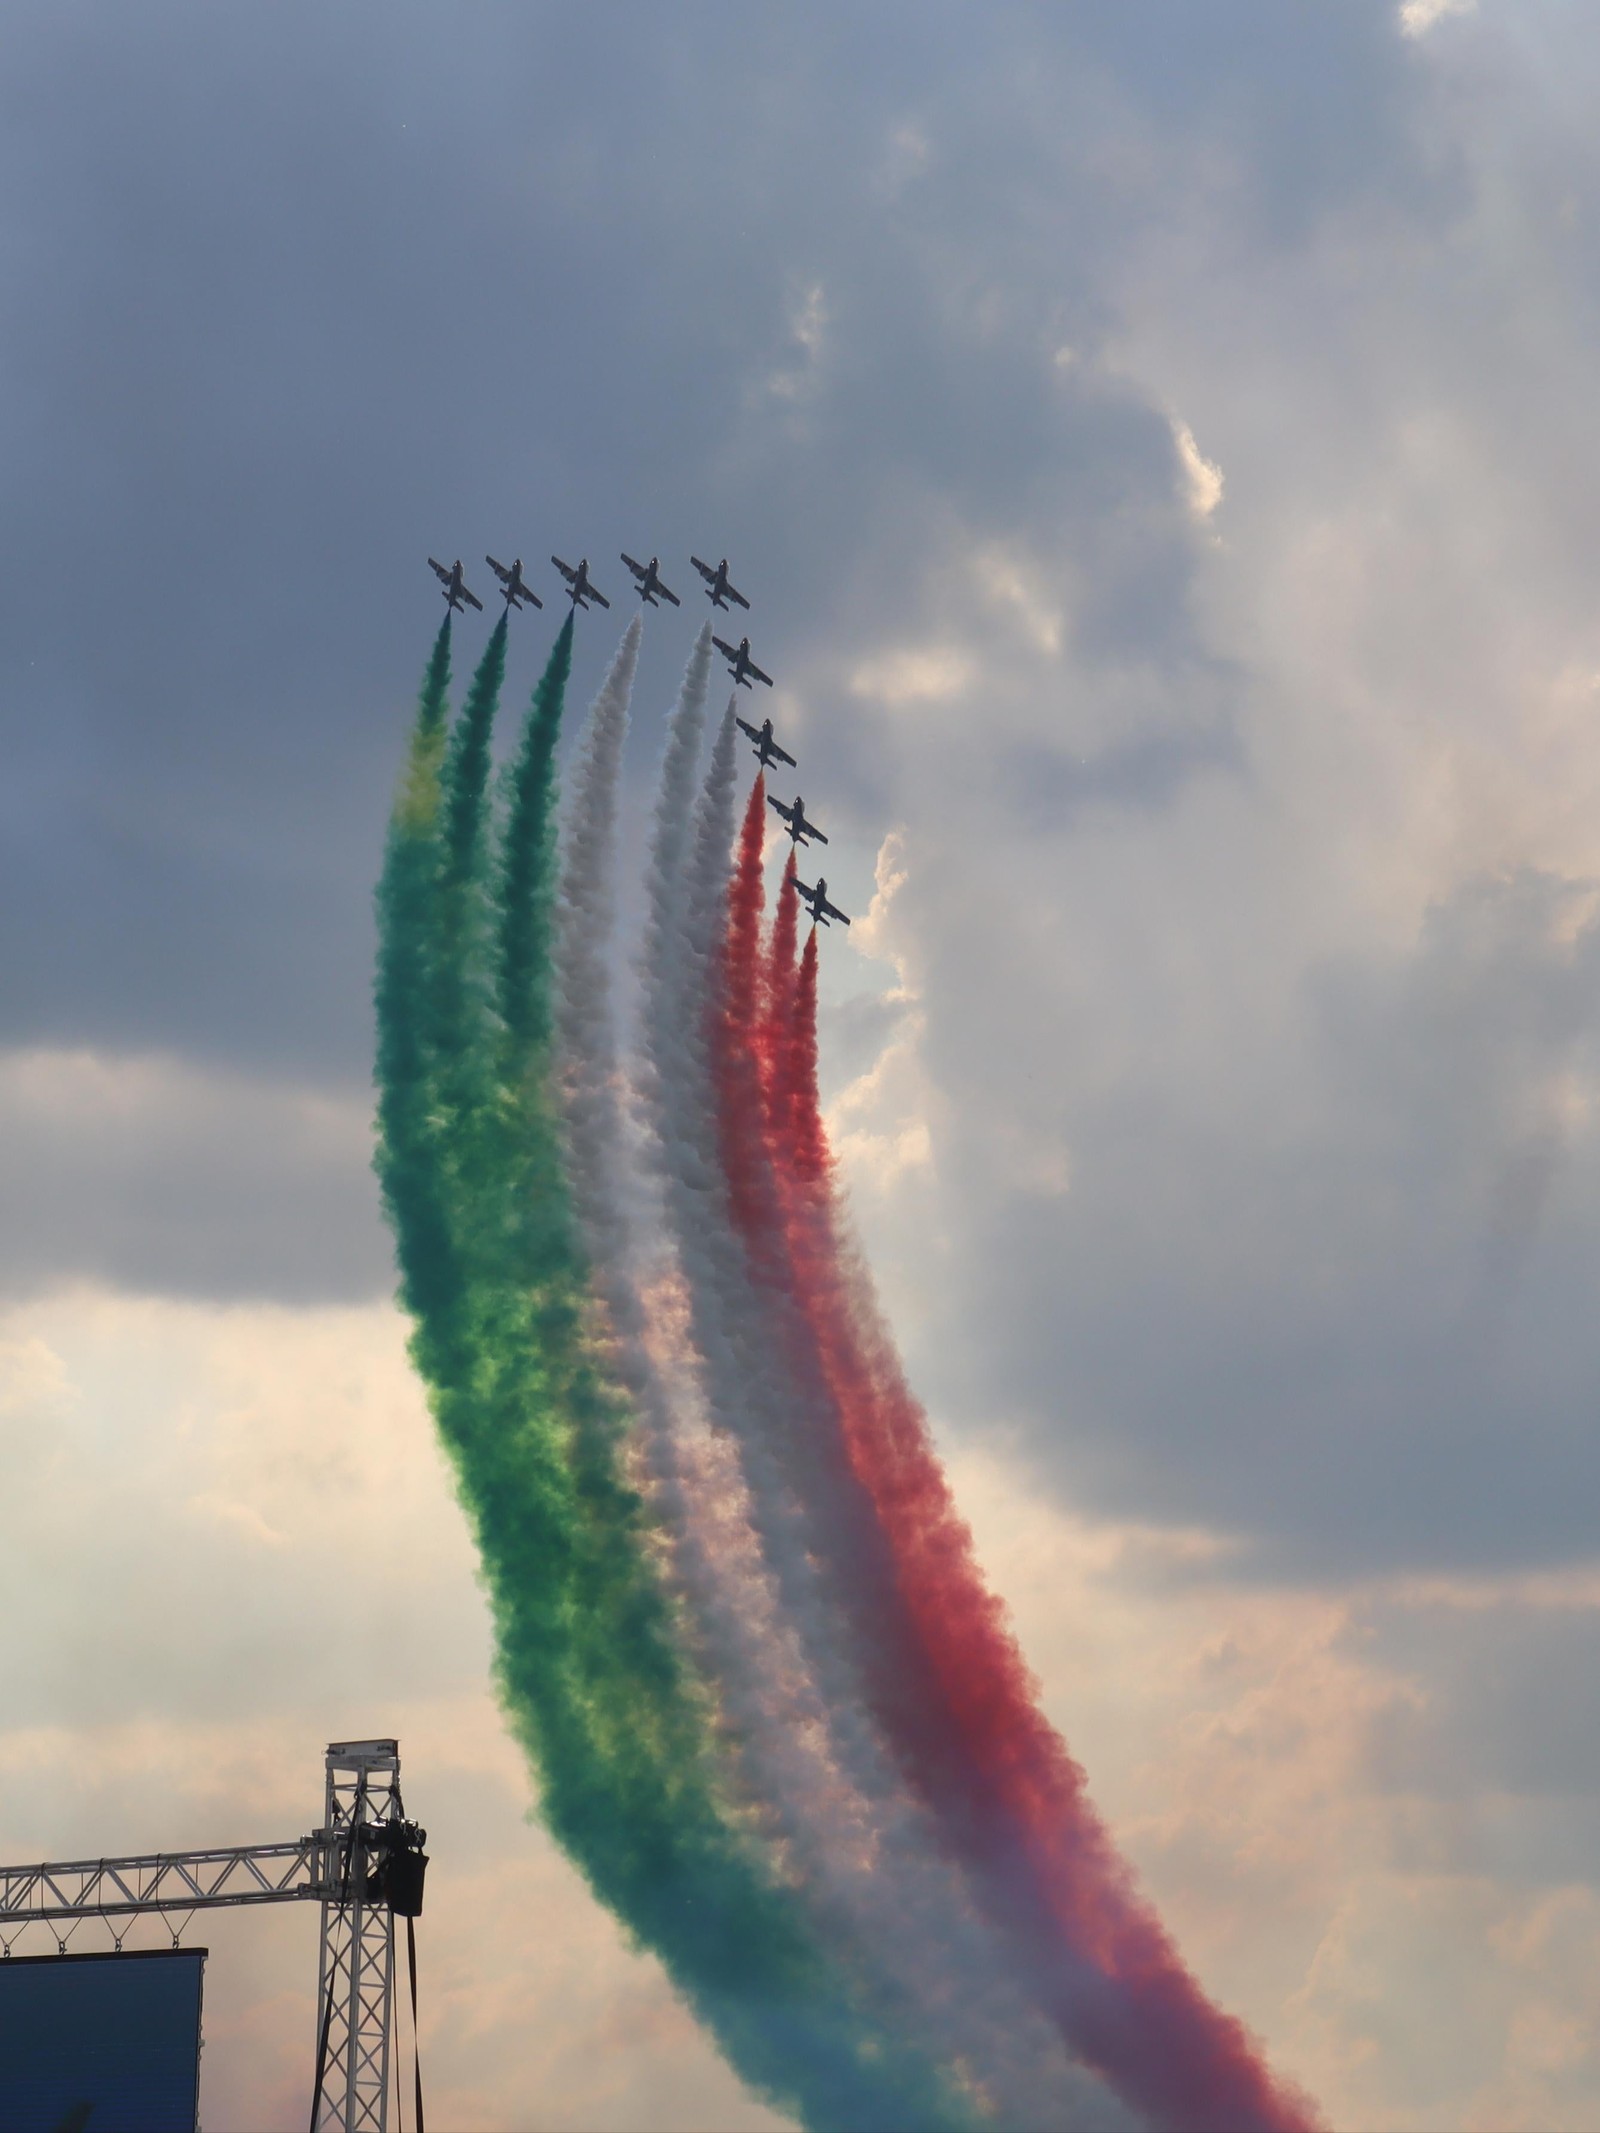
[0,1948,204,2133]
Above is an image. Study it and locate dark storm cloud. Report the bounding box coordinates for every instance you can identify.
[0,1052,389,1303]
[1000,721,1245,831]
[926,863,1600,1579]
[18,0,1598,1591]
[0,0,1420,1078]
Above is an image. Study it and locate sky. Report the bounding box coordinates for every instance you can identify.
[3,0,1600,2125]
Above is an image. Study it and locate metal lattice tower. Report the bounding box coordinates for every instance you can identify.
[312,1740,404,2133]
[0,1734,426,2133]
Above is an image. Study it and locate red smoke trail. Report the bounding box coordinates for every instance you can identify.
[710,789,1018,1798]
[785,926,830,1186]
[727,776,768,1031]
[714,779,776,1249]
[763,854,801,1067]
[787,946,1315,2124]
[717,842,1321,2133]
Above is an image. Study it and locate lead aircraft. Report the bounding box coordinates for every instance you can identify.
[796,875,850,927]
[737,714,796,770]
[552,556,610,609]
[692,556,750,611]
[714,634,773,689]
[621,554,680,607]
[428,558,483,612]
[486,555,543,609]
[768,792,828,847]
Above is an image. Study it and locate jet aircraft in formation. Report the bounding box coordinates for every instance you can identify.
[715,635,773,690]
[486,555,543,610]
[737,715,796,770]
[622,554,680,607]
[422,553,849,930]
[431,549,747,623]
[692,556,750,610]
[796,875,849,927]
[768,792,828,848]
[737,725,845,916]
[553,556,611,610]
[429,558,484,612]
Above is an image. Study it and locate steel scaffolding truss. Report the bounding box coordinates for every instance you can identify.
[0,1838,323,1933]
[311,1740,406,2133]
[0,1737,422,2133]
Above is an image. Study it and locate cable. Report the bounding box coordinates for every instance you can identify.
[308,1947,338,2133]
[407,1912,425,2133]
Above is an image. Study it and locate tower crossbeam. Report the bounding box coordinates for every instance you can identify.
[0,1838,326,1923]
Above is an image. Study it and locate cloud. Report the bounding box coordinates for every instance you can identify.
[0,1048,388,1303]
[0,0,1408,1091]
[941,1442,1600,2133]
[1171,416,1225,521]
[762,281,830,406]
[756,8,1600,1593]
[1398,0,1475,39]
[11,1286,1600,2129]
[5,10,1600,2117]
[903,854,1600,1578]
[0,1290,780,2130]
[848,643,975,709]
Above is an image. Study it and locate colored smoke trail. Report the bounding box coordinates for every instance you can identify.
[746,858,1322,2133]
[495,612,575,1056]
[376,621,970,2133]
[636,695,1126,2130]
[553,612,642,1291]
[705,789,1149,2127]
[375,601,1320,2131]
[633,655,833,1750]
[710,785,1005,1799]
[553,626,762,1684]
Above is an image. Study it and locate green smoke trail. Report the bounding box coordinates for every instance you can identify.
[374,621,971,2131]
[374,615,460,1365]
[496,610,573,1055]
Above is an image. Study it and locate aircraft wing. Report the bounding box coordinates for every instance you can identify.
[486,555,510,582]
[590,587,611,609]
[428,558,451,583]
[771,738,796,768]
[727,583,750,610]
[748,661,773,687]
[766,794,793,823]
[659,582,681,606]
[805,820,829,845]
[712,637,738,661]
[552,556,576,582]
[692,556,715,582]
[736,717,761,742]
[621,553,645,578]
[462,585,484,611]
[822,896,850,926]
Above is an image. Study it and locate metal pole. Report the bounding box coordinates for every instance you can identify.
[342,1809,366,2131]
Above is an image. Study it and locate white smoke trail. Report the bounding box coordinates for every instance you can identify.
[634,701,1137,2130]
[556,644,893,1938]
[554,623,745,1646]
[555,632,821,1816]
[554,616,642,1306]
[549,633,1134,2127]
[557,641,826,1748]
